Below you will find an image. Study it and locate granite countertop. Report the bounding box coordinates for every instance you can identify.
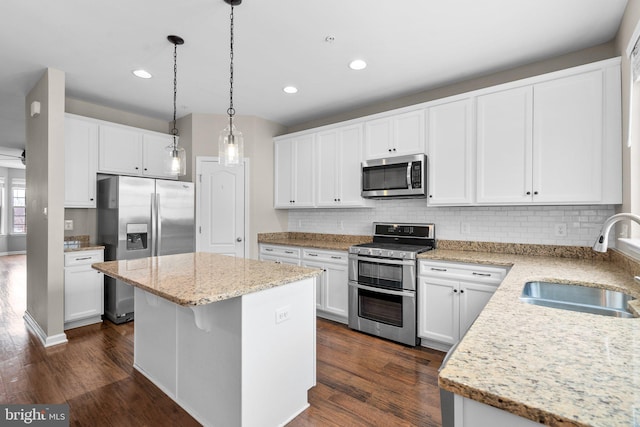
[425,249,640,426]
[64,235,105,252]
[258,232,371,252]
[91,252,322,306]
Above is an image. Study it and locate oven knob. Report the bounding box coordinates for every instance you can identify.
[399,252,406,258]
[372,249,381,256]
[388,251,394,257]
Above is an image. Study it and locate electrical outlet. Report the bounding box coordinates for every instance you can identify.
[554,223,567,237]
[275,306,291,324]
[64,220,74,231]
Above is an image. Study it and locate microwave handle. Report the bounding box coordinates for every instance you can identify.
[406,162,412,189]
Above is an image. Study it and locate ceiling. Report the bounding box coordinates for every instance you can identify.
[0,0,629,165]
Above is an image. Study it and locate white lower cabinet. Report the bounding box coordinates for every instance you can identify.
[451,394,542,427]
[302,249,348,324]
[64,250,104,330]
[259,244,349,323]
[258,244,301,266]
[418,260,507,351]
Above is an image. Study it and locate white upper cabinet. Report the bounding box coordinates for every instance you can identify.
[316,124,368,207]
[65,114,98,208]
[142,133,175,177]
[427,98,474,205]
[532,70,603,203]
[475,63,620,205]
[364,109,425,159]
[476,86,533,204]
[98,124,143,175]
[98,121,178,179]
[274,134,315,208]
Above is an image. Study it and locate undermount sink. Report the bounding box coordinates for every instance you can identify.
[520,281,636,318]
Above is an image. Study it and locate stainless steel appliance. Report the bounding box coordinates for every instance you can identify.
[348,222,435,346]
[98,175,195,324]
[361,154,427,199]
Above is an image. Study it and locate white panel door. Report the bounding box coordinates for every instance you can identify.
[197,159,245,257]
[274,138,294,207]
[324,262,348,319]
[65,115,98,207]
[316,130,339,206]
[458,282,496,337]
[293,134,315,207]
[393,109,425,156]
[476,86,533,204]
[338,124,365,206]
[364,117,392,159]
[533,70,603,203]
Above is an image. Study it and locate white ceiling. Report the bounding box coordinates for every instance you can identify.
[0,0,629,158]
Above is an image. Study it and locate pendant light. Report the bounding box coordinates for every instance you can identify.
[166,35,187,176]
[218,0,244,166]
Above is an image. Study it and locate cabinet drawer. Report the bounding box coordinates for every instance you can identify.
[64,250,104,267]
[419,260,508,284]
[303,249,347,264]
[259,245,301,259]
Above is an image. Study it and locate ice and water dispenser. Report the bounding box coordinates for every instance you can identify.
[126,224,148,250]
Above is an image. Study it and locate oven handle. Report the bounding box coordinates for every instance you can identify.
[349,255,415,266]
[348,281,415,298]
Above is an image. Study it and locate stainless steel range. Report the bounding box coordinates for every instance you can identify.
[348,222,435,346]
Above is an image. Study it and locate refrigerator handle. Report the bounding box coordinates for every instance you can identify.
[151,192,158,256]
[156,193,162,256]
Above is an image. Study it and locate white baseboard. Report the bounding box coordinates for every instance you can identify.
[23,311,68,347]
[0,250,26,256]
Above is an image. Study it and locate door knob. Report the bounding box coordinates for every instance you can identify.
[236,237,243,242]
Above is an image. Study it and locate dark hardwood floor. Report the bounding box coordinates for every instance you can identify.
[0,255,445,426]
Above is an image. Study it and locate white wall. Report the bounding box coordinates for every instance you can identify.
[288,203,616,247]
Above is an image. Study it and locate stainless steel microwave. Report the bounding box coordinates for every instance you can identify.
[361,154,427,198]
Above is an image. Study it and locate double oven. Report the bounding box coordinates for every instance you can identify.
[348,223,435,346]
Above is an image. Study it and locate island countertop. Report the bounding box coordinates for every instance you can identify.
[92,252,322,306]
[424,249,640,426]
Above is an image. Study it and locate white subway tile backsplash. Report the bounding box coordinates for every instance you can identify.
[287,202,617,247]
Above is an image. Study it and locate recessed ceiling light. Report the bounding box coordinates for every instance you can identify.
[132,69,152,79]
[283,86,298,94]
[349,59,367,71]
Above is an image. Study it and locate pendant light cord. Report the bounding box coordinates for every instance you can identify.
[172,42,179,148]
[227,4,235,133]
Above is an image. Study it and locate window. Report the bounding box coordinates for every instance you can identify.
[11,180,25,234]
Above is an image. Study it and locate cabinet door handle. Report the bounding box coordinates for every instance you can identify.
[430,267,447,272]
[460,289,465,294]
[533,191,539,195]
[472,272,491,277]
[453,289,458,293]
[526,191,531,195]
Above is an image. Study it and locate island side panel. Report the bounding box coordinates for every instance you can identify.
[241,277,316,427]
[133,288,178,397]
[175,297,242,427]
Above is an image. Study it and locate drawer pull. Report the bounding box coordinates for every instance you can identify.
[265,248,274,252]
[472,272,492,277]
[308,253,318,257]
[74,256,92,261]
[430,267,447,272]
[285,250,294,254]
[330,256,342,260]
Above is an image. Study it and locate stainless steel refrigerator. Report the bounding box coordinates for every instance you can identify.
[97,175,195,324]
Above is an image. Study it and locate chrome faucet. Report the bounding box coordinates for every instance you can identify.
[592,213,640,252]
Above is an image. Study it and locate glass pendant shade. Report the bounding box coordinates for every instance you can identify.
[165,139,186,176]
[218,121,244,166]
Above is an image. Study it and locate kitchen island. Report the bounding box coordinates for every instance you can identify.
[92,252,322,427]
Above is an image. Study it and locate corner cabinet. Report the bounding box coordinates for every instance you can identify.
[364,109,425,159]
[65,114,98,208]
[274,135,315,208]
[418,260,508,351]
[64,250,104,330]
